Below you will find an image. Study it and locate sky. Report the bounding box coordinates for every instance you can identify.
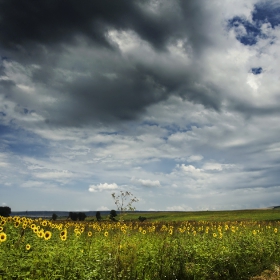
[1,0,280,212]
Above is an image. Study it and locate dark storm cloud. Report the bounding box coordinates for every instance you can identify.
[0,0,225,126]
[0,0,182,53]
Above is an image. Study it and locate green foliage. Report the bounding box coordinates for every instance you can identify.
[68,212,87,221]
[51,213,58,221]
[0,206,11,217]
[96,211,102,221]
[138,216,147,222]
[109,210,117,221]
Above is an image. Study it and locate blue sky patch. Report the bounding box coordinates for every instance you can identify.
[0,125,49,157]
[253,2,280,28]
[228,3,280,45]
[251,67,263,75]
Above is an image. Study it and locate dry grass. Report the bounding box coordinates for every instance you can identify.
[251,266,280,280]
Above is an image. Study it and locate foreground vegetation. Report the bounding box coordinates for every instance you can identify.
[1,213,280,279]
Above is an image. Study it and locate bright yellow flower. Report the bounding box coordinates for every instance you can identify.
[104,231,108,237]
[60,229,67,236]
[37,230,44,238]
[0,232,7,242]
[14,221,20,228]
[26,244,31,250]
[42,220,48,227]
[274,228,278,233]
[60,235,67,241]
[142,230,146,235]
[88,231,92,237]
[213,233,217,238]
[44,231,52,240]
[0,226,3,232]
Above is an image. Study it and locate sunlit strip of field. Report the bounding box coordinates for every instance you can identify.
[122,208,280,222]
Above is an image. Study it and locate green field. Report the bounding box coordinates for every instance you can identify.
[118,208,280,222]
[1,209,280,280]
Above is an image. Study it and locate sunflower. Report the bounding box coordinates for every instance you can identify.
[0,226,3,232]
[0,232,7,242]
[14,221,20,228]
[31,224,36,229]
[60,229,67,238]
[0,220,6,226]
[44,231,52,240]
[37,230,44,238]
[88,231,92,237]
[42,220,48,227]
[104,231,108,237]
[60,235,67,241]
[26,244,31,250]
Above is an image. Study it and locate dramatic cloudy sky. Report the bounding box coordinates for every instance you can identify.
[1,0,280,211]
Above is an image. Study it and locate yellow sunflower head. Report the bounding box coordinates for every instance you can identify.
[42,220,48,227]
[37,230,44,238]
[26,244,31,250]
[60,235,67,241]
[44,231,52,240]
[0,232,7,242]
[14,221,20,228]
[60,230,67,238]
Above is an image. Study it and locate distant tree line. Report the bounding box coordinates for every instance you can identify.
[0,206,11,217]
[68,212,87,221]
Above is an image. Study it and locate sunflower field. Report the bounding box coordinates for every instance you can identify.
[0,215,280,279]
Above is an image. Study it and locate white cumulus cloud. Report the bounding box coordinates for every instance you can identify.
[131,177,161,188]
[89,183,119,192]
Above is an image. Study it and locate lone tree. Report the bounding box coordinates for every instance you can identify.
[51,213,58,221]
[0,206,11,217]
[111,191,139,221]
[138,216,147,222]
[109,209,117,221]
[96,211,102,221]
